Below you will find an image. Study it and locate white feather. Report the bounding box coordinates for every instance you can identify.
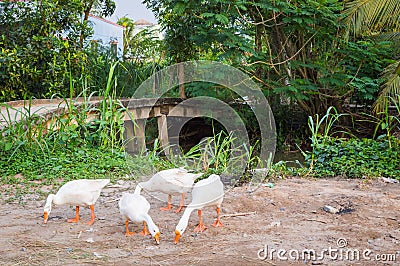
[135,168,202,195]
[43,179,110,218]
[118,192,160,238]
[175,174,224,236]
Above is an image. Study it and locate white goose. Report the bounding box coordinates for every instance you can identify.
[119,192,160,244]
[43,179,110,225]
[134,168,203,213]
[174,174,224,244]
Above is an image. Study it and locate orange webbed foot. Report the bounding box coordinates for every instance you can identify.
[212,219,224,227]
[194,223,207,233]
[160,205,172,211]
[125,231,135,236]
[161,195,172,211]
[174,193,185,213]
[87,205,95,225]
[139,226,151,236]
[139,230,150,236]
[174,206,183,213]
[139,221,151,236]
[68,206,80,223]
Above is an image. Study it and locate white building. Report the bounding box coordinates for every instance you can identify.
[0,0,126,56]
[88,14,125,57]
[133,19,164,40]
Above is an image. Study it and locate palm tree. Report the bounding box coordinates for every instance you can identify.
[343,0,400,112]
[117,17,135,58]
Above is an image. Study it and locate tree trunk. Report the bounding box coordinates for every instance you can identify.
[80,0,96,49]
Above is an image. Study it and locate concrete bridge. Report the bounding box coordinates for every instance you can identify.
[0,97,225,154]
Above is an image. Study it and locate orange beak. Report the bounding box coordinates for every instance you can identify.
[174,230,181,244]
[43,212,49,224]
[154,232,160,245]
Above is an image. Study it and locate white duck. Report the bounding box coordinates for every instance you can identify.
[43,179,110,225]
[134,168,203,213]
[174,174,224,244]
[118,192,160,244]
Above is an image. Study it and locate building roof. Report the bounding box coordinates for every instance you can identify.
[134,19,154,26]
[89,14,125,29]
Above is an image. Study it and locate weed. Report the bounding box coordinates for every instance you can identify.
[304,104,400,178]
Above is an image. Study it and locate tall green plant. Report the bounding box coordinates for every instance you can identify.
[306,106,346,173]
[371,95,400,147]
[180,131,254,175]
[95,62,126,150]
[0,61,130,159]
[308,107,345,146]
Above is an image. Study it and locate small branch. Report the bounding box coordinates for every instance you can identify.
[376,215,397,221]
[221,211,257,218]
[103,198,121,204]
[304,219,327,224]
[244,31,318,67]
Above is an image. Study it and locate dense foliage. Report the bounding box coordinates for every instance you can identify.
[0,84,156,187]
[0,0,119,102]
[0,0,399,186]
[342,0,400,112]
[1,147,130,183]
[2,0,398,118]
[304,104,400,179]
[307,137,400,178]
[143,0,396,117]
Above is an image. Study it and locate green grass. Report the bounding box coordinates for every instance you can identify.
[0,146,158,187]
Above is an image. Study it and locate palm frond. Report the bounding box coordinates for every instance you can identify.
[343,0,400,36]
[373,61,400,113]
[374,32,400,42]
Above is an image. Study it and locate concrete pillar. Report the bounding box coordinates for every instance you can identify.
[123,120,135,154]
[167,117,185,155]
[134,119,146,153]
[124,119,146,154]
[157,114,170,156]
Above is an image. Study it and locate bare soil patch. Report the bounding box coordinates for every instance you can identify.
[1,177,399,265]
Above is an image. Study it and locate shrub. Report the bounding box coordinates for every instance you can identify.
[306,137,400,178]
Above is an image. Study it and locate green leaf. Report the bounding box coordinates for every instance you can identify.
[4,142,13,151]
[215,14,229,24]
[173,2,187,15]
[200,12,215,18]
[293,17,303,23]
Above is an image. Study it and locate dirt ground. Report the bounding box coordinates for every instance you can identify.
[0,176,399,266]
